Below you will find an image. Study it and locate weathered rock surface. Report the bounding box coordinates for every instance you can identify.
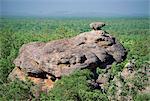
[8,22,127,91]
[90,22,105,30]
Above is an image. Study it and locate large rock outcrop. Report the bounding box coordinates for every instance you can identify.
[8,22,127,91]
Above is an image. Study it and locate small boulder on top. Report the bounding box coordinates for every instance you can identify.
[8,22,127,91]
[90,22,105,30]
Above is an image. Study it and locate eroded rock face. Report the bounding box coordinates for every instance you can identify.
[8,22,127,91]
[90,22,105,30]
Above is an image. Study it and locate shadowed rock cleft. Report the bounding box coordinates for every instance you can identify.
[8,22,127,91]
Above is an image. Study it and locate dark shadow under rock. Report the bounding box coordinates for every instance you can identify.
[8,22,127,91]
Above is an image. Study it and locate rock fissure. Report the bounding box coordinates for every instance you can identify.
[8,22,127,91]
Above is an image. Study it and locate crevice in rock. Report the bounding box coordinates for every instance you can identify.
[99,54,115,69]
[80,55,87,63]
[27,72,47,79]
[9,22,127,92]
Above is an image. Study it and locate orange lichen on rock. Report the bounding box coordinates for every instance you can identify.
[8,67,26,81]
[42,79,54,91]
[8,22,127,92]
[28,76,54,91]
[8,67,54,92]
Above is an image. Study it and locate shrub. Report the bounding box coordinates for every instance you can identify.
[40,69,108,101]
[0,80,33,100]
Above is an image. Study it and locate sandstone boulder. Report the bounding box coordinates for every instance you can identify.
[90,22,105,30]
[8,22,127,91]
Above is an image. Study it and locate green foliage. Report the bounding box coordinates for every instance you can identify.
[132,72,148,90]
[0,79,33,100]
[40,69,108,101]
[134,93,150,101]
[0,17,149,100]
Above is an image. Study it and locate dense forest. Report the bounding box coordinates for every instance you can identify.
[0,17,149,100]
